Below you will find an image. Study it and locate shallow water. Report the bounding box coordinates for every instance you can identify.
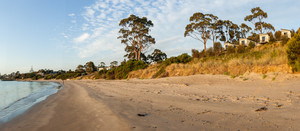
[0,81,61,124]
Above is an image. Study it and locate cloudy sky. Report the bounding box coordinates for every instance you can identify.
[0,0,299,74]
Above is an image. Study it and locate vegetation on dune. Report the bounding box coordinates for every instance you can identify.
[286,28,300,72]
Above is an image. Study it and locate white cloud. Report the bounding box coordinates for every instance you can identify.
[68,13,75,17]
[74,33,90,43]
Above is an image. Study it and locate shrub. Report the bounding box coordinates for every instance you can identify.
[213,42,223,55]
[106,60,148,79]
[206,47,214,57]
[191,49,205,58]
[248,41,256,49]
[274,31,281,41]
[286,28,300,72]
[281,35,289,45]
[177,53,192,63]
[227,46,235,54]
[236,45,246,53]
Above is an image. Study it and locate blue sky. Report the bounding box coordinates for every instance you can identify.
[1,0,299,74]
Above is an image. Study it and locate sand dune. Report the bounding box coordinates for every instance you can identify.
[1,74,300,130]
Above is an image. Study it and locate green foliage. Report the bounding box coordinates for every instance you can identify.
[185,12,217,52]
[206,47,215,57]
[224,72,230,75]
[231,75,236,79]
[274,31,281,41]
[147,49,167,63]
[236,45,246,53]
[106,60,148,79]
[262,74,267,79]
[191,49,205,58]
[226,46,235,54]
[281,35,289,45]
[84,61,97,73]
[213,42,223,55]
[244,7,274,34]
[248,41,256,49]
[155,53,192,78]
[286,28,300,72]
[118,15,155,61]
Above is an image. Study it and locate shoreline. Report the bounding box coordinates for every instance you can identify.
[0,81,62,125]
[0,74,300,130]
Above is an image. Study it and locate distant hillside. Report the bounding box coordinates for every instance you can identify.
[128,43,289,79]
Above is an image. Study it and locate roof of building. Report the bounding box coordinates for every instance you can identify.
[281,29,291,31]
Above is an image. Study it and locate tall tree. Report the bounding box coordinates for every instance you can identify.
[207,14,222,44]
[221,20,240,43]
[100,62,105,68]
[110,61,118,67]
[147,49,167,63]
[76,65,85,73]
[84,61,96,73]
[118,15,155,61]
[184,12,213,53]
[244,7,275,34]
[240,23,252,38]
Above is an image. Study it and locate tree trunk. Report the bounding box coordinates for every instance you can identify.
[138,46,142,61]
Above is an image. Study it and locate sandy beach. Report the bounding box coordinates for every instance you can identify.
[1,74,300,131]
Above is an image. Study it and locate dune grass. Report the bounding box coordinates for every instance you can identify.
[128,43,290,79]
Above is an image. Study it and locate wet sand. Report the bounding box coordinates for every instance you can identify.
[1,74,300,130]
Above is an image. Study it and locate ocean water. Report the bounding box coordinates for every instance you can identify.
[0,81,61,124]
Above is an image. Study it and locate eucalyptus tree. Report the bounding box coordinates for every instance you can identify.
[244,7,275,34]
[185,12,213,53]
[118,15,155,61]
[240,23,252,38]
[207,14,222,44]
[147,49,167,63]
[221,20,240,43]
[84,61,96,73]
[110,61,118,67]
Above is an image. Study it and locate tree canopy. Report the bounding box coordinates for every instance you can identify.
[185,12,214,53]
[244,7,274,34]
[118,15,155,61]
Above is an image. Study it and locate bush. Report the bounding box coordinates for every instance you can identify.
[281,35,289,45]
[227,46,235,54]
[106,60,148,79]
[213,42,223,55]
[236,45,246,53]
[177,53,192,63]
[206,47,215,57]
[286,28,300,72]
[248,41,256,49]
[191,49,205,58]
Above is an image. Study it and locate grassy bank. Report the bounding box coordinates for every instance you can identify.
[129,43,290,79]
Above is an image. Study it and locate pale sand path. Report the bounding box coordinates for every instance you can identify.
[0,74,299,131]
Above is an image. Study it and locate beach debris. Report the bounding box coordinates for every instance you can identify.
[137,113,148,117]
[255,107,268,112]
[277,104,283,108]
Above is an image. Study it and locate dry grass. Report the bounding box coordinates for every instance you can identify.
[129,44,290,79]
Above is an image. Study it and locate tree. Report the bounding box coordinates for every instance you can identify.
[240,23,252,38]
[118,15,155,61]
[244,7,275,34]
[84,61,96,73]
[76,65,85,73]
[221,20,240,43]
[184,12,213,53]
[286,28,300,72]
[110,61,118,67]
[100,62,105,68]
[213,42,223,55]
[148,49,167,63]
[274,31,281,41]
[207,14,223,44]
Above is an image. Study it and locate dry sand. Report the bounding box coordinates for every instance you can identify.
[0,73,300,131]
